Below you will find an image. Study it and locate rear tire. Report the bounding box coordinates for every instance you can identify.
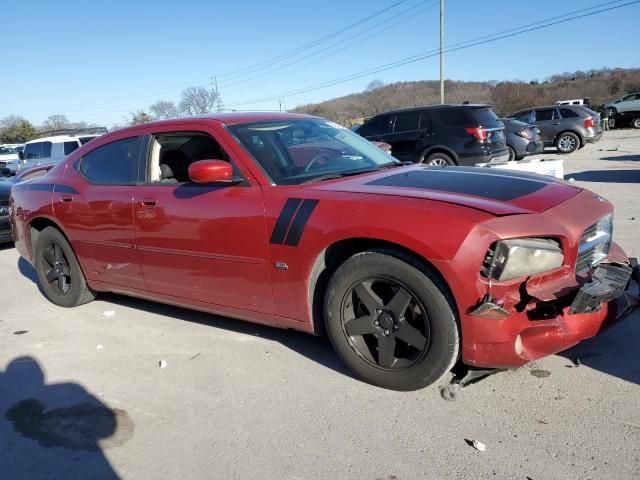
[324,250,459,391]
[34,227,96,307]
[555,132,580,154]
[423,152,455,166]
[632,118,640,129]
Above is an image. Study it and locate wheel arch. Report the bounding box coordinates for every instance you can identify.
[419,145,459,165]
[307,237,458,335]
[28,217,72,259]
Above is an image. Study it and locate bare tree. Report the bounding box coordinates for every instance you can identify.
[364,79,386,116]
[150,100,178,119]
[178,87,220,116]
[41,114,71,131]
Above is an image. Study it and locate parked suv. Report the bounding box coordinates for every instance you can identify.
[19,129,105,172]
[509,105,602,154]
[357,104,509,166]
[605,92,640,116]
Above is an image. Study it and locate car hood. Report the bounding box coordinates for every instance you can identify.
[309,165,582,216]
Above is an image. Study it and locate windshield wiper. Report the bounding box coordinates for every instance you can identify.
[301,162,409,184]
[378,160,410,169]
[301,171,363,184]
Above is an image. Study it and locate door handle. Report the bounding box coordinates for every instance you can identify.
[60,195,73,203]
[140,198,157,208]
[552,122,561,125]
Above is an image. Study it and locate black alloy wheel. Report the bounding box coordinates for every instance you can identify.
[324,250,459,391]
[341,277,429,370]
[42,241,72,295]
[34,227,96,307]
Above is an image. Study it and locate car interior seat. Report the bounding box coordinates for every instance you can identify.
[160,150,190,183]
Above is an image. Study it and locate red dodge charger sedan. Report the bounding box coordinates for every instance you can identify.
[9,113,639,390]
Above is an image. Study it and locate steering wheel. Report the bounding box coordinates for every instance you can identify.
[304,154,333,173]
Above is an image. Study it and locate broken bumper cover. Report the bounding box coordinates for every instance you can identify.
[465,259,639,369]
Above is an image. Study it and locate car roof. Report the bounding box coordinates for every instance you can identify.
[25,134,102,144]
[95,112,319,139]
[146,112,315,127]
[373,104,493,116]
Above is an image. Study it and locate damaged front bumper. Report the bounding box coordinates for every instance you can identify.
[464,254,640,368]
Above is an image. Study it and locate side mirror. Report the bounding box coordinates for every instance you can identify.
[188,160,234,184]
[18,151,24,160]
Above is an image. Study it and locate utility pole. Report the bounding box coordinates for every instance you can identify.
[211,76,221,112]
[278,99,283,112]
[439,0,445,104]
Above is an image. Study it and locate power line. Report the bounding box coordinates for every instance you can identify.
[219,0,439,92]
[16,1,413,116]
[217,0,412,82]
[14,0,636,118]
[223,0,639,107]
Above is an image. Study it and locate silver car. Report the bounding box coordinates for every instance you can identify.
[509,105,602,154]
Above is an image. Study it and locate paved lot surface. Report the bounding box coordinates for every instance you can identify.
[0,130,639,480]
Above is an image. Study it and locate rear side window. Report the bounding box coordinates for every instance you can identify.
[436,108,474,127]
[469,108,500,126]
[535,109,557,121]
[63,141,79,155]
[79,137,141,184]
[393,112,421,132]
[359,115,392,137]
[559,108,579,118]
[79,136,97,145]
[513,111,532,123]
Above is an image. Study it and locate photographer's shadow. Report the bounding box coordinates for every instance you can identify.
[0,356,132,480]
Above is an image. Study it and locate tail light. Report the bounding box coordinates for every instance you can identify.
[515,128,532,139]
[584,117,594,128]
[465,126,487,142]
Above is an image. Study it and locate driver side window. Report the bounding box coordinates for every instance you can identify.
[147,132,239,184]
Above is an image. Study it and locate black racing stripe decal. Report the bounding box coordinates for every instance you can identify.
[284,199,319,246]
[270,198,303,244]
[26,184,80,195]
[367,169,547,201]
[27,183,55,192]
[55,184,80,195]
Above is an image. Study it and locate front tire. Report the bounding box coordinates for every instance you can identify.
[555,132,580,154]
[324,250,459,391]
[34,227,96,307]
[507,146,517,162]
[632,118,640,129]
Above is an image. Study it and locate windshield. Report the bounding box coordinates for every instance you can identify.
[0,146,17,154]
[228,119,398,185]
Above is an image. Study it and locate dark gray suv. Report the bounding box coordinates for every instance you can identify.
[509,105,602,154]
[357,104,509,166]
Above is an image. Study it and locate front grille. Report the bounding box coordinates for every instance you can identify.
[576,214,612,274]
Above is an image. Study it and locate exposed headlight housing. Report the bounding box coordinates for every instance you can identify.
[481,238,564,282]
